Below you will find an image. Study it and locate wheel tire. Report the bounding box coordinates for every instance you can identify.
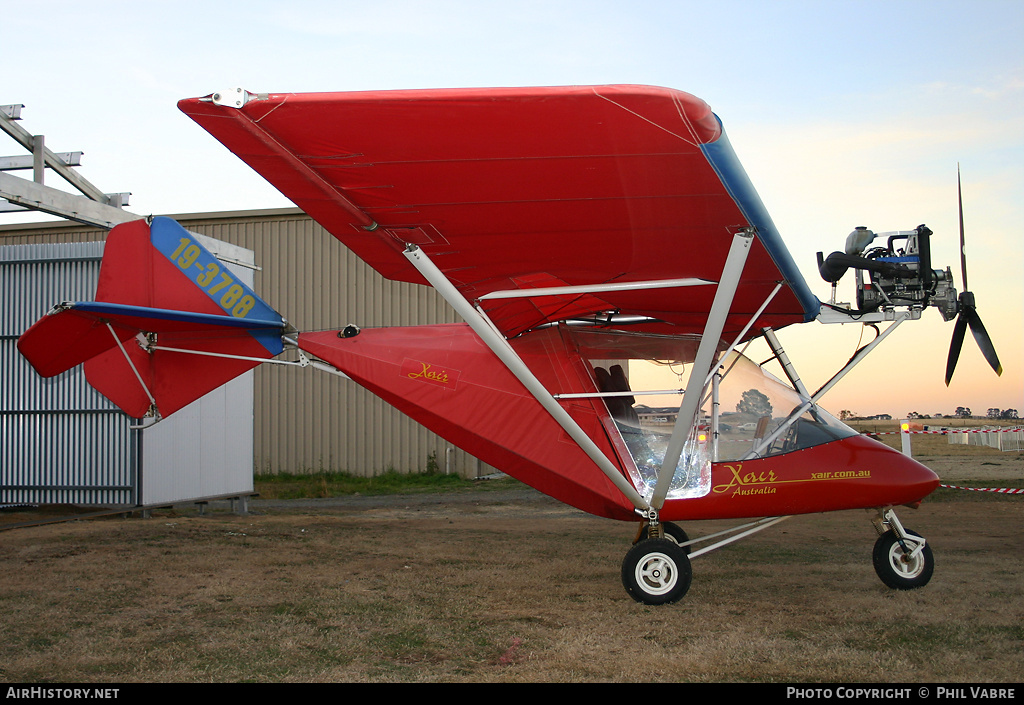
[622,538,692,605]
[872,529,934,590]
[638,522,690,554]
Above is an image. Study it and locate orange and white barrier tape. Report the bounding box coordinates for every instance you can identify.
[866,427,1023,435]
[939,484,1024,495]
[857,427,1023,495]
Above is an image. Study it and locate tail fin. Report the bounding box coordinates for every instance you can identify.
[18,217,290,419]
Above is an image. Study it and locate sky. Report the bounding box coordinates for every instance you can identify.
[3,0,1022,418]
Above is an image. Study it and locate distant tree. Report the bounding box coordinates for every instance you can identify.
[988,408,1001,418]
[955,406,972,418]
[1001,409,1019,419]
[907,411,921,419]
[737,389,772,417]
[839,410,857,420]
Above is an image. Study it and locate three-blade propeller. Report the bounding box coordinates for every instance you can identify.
[944,167,1003,386]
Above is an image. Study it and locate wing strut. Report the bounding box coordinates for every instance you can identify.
[651,229,755,510]
[402,244,649,512]
[762,327,811,400]
[103,322,159,425]
[741,312,912,459]
[477,277,713,300]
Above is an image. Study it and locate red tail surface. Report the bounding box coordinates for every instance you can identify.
[18,217,288,419]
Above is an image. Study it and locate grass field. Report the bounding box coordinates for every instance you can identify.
[1,437,1021,683]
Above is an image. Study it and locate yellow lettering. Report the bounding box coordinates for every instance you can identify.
[714,465,779,495]
[406,362,450,385]
[220,284,244,309]
[197,261,220,287]
[232,295,255,318]
[715,463,870,498]
[712,464,745,494]
[170,237,189,261]
[177,244,201,269]
[208,272,233,294]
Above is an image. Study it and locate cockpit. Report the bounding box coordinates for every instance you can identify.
[576,329,858,502]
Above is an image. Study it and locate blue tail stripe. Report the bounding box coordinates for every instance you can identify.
[71,301,286,330]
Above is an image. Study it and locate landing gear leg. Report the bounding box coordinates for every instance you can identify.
[622,512,693,605]
[635,520,691,553]
[871,508,934,590]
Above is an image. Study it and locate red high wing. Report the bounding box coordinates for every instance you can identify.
[179,85,818,340]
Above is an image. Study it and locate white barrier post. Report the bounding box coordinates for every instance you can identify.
[900,419,913,456]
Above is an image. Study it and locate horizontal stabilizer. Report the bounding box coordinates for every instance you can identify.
[17,217,290,419]
[19,301,286,378]
[18,306,139,379]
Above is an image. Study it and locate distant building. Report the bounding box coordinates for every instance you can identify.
[634,405,681,426]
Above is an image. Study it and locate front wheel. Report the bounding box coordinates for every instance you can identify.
[622,538,692,605]
[872,529,934,590]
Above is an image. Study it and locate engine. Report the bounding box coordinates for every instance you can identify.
[817,224,958,321]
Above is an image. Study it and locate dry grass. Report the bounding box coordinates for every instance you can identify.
[1,448,1021,683]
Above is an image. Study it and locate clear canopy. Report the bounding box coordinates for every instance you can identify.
[578,329,857,501]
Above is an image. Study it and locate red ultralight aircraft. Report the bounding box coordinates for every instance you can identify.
[22,85,1000,604]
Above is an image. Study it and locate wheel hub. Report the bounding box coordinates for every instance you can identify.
[889,544,924,577]
[637,553,676,594]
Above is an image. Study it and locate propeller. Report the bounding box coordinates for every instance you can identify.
[944,166,1003,385]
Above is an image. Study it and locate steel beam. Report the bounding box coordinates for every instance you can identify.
[0,172,138,228]
[0,108,112,204]
[0,151,83,171]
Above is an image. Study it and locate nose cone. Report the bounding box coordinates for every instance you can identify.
[840,433,940,508]
[814,433,942,508]
[880,441,941,506]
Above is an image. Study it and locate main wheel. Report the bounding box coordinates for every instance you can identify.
[872,529,934,590]
[621,538,692,605]
[638,521,690,553]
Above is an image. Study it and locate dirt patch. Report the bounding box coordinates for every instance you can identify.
[1,455,1022,683]
[919,454,1024,483]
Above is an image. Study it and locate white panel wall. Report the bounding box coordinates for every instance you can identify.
[141,230,256,505]
[140,374,254,505]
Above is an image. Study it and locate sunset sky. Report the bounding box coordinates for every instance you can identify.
[4,0,1021,418]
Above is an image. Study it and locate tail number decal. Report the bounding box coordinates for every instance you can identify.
[168,237,256,318]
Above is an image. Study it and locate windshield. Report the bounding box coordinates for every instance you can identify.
[712,353,857,460]
[576,330,857,500]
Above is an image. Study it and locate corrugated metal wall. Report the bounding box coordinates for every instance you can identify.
[0,209,490,478]
[1,241,136,504]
